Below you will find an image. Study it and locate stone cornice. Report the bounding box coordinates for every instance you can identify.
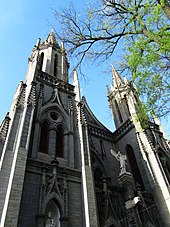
[88,123,114,141]
[26,158,81,178]
[36,72,75,94]
[112,118,134,142]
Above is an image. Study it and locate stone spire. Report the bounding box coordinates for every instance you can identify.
[0,112,10,141]
[112,66,124,88]
[36,38,41,47]
[61,42,65,51]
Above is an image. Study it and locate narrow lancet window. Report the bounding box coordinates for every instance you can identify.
[54,54,58,77]
[115,100,123,123]
[56,126,64,158]
[39,122,49,154]
[126,145,144,190]
[40,52,44,71]
[124,94,130,116]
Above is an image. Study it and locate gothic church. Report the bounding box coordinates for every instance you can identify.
[0,33,170,227]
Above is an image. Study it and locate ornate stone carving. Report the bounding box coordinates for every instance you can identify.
[110,149,127,175]
[39,160,68,216]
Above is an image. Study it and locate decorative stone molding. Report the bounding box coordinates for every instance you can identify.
[112,118,134,142]
[37,72,74,93]
[16,82,27,108]
[27,81,37,106]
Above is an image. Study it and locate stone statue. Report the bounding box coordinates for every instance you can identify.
[45,211,55,227]
[110,149,127,175]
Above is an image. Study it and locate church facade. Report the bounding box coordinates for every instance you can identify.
[0,33,170,227]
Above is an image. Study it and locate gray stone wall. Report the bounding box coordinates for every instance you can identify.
[18,170,41,227]
[68,180,83,227]
[4,148,28,227]
[17,160,83,227]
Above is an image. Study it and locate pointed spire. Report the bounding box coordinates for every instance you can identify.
[112,66,124,88]
[106,85,110,95]
[61,41,66,55]
[36,38,41,47]
[16,82,27,107]
[27,82,36,106]
[61,41,65,50]
[152,112,168,139]
[0,112,11,141]
[73,69,81,102]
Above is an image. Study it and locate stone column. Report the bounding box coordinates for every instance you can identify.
[118,172,142,227]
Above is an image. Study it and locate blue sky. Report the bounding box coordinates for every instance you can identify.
[0,0,169,137]
[0,0,115,131]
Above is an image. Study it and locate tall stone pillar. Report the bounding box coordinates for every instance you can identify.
[118,173,142,227]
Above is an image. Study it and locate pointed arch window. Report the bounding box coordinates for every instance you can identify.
[54,54,58,77]
[39,122,49,154]
[124,94,130,116]
[126,145,145,190]
[56,126,64,158]
[115,100,123,123]
[40,52,44,71]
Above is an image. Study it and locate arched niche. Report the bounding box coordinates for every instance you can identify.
[103,215,121,227]
[45,200,61,227]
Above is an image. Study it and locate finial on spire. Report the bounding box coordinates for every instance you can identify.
[36,38,41,47]
[73,69,81,102]
[61,42,65,50]
[111,65,124,88]
[61,41,66,54]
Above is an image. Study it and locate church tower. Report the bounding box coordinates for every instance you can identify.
[0,33,99,227]
[108,67,170,227]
